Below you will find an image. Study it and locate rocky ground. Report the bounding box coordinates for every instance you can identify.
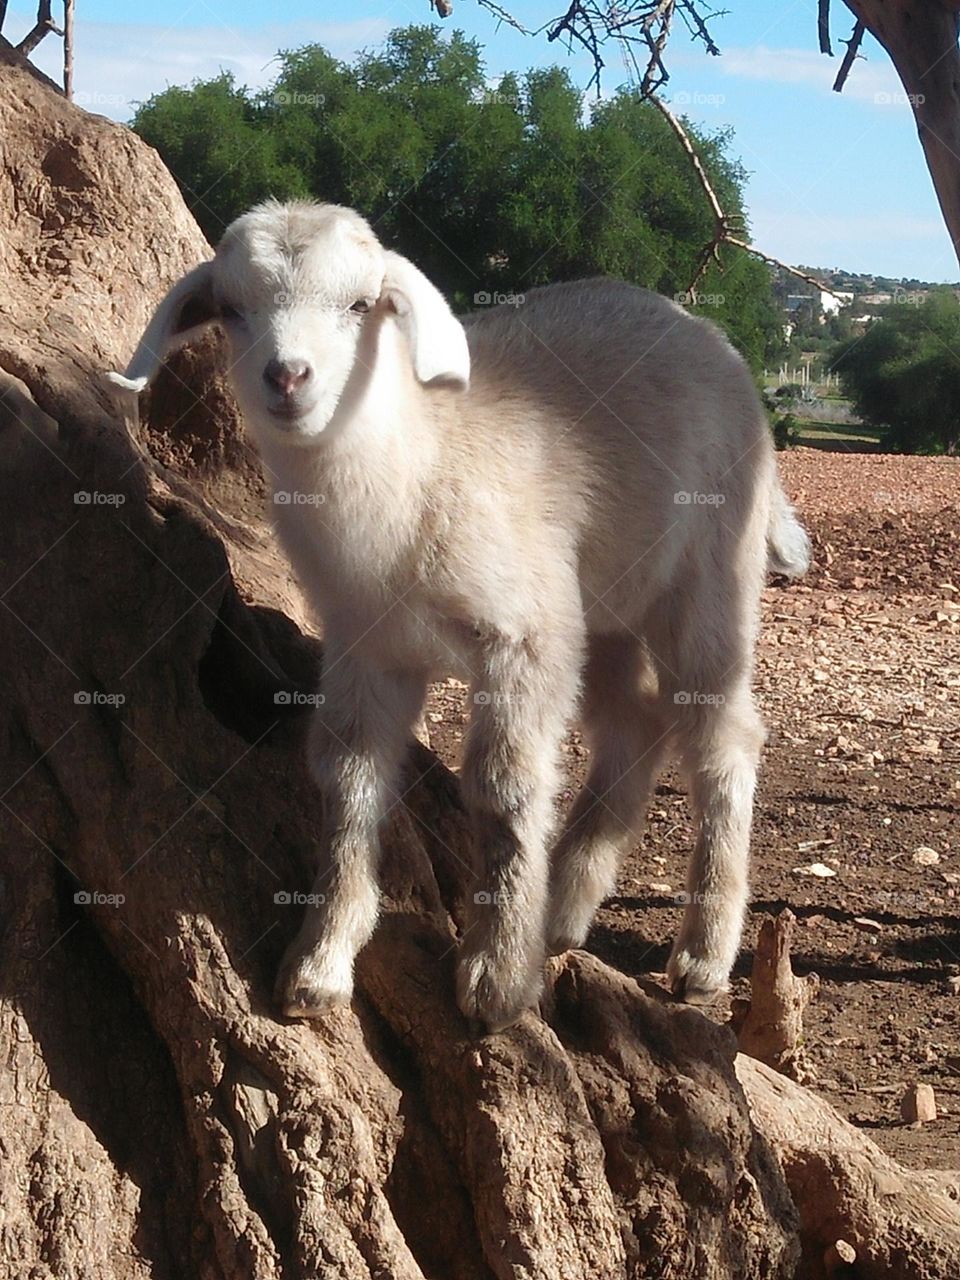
[425,448,960,1170]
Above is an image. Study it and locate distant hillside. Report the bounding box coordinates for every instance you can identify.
[790,267,960,298]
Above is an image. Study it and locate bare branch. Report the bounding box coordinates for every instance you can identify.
[832,19,865,93]
[817,0,833,56]
[63,0,73,98]
[725,238,843,300]
[538,1,722,98]
[652,95,842,302]
[475,0,529,32]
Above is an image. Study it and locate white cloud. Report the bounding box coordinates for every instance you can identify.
[703,44,916,110]
[5,13,390,120]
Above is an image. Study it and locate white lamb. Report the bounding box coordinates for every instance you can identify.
[111,199,810,1032]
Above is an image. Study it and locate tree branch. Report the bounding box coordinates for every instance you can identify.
[818,0,833,55]
[652,95,842,301]
[832,19,865,93]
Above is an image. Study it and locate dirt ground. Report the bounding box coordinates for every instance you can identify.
[424,448,960,1171]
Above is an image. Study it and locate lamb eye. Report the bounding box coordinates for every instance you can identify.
[220,303,243,323]
[350,299,371,314]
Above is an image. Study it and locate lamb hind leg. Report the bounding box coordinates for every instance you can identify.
[547,634,669,955]
[667,689,765,1004]
[457,627,582,1032]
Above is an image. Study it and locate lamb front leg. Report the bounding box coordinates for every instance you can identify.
[277,654,426,1017]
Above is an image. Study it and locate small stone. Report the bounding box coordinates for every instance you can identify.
[913,846,940,866]
[853,917,882,932]
[792,862,838,878]
[823,1239,857,1273]
[900,1082,937,1124]
[946,976,960,996]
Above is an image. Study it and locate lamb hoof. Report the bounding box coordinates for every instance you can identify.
[667,947,728,1006]
[276,949,353,1020]
[456,947,542,1034]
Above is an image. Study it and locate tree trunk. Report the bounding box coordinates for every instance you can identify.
[843,0,960,268]
[1,54,959,1280]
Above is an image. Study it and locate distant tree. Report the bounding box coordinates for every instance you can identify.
[131,24,784,372]
[830,291,960,454]
[133,75,307,235]
[474,1,960,277]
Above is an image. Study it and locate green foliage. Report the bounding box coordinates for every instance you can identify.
[761,386,801,451]
[830,290,960,454]
[131,24,783,371]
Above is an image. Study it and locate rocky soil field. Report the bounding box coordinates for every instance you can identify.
[426,448,960,1169]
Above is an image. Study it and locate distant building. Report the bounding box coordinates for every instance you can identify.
[786,289,852,321]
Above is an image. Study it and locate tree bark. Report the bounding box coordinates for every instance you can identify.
[737,1056,960,1280]
[843,0,960,269]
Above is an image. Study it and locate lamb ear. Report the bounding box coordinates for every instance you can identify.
[380,251,470,390]
[107,261,217,392]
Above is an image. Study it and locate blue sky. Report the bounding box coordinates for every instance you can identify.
[9,0,955,279]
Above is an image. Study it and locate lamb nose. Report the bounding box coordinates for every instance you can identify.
[264,359,311,396]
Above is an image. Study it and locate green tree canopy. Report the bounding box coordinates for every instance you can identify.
[830,291,960,454]
[132,24,784,371]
